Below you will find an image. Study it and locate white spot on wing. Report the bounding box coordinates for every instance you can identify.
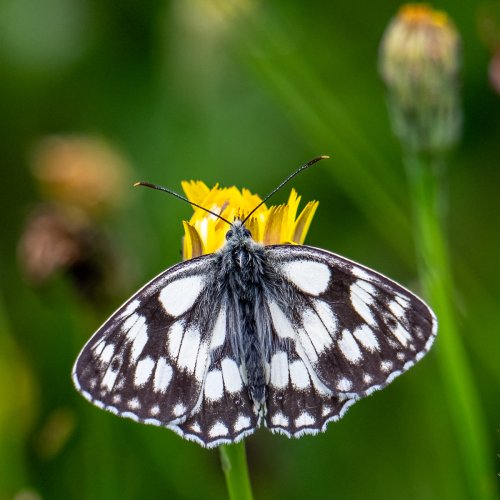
[391,323,411,347]
[119,299,140,319]
[159,275,205,317]
[124,314,148,361]
[134,356,155,387]
[282,260,330,295]
[350,281,377,326]
[271,412,289,427]
[381,360,393,372]
[124,313,140,335]
[92,339,106,357]
[356,280,377,296]
[269,301,295,340]
[234,415,251,432]
[295,412,315,427]
[388,300,406,318]
[353,324,379,352]
[209,421,229,437]
[101,360,119,391]
[150,405,160,416]
[297,328,319,363]
[395,294,410,308]
[338,329,363,363]
[131,327,148,362]
[205,370,223,401]
[313,299,337,334]
[210,308,226,350]
[270,351,289,389]
[173,403,186,416]
[177,326,201,372]
[351,266,372,281]
[168,321,184,359]
[293,337,332,396]
[336,377,352,391]
[128,398,140,410]
[301,308,333,353]
[221,358,243,393]
[322,406,332,416]
[194,342,209,382]
[289,360,310,389]
[154,357,173,393]
[99,343,115,364]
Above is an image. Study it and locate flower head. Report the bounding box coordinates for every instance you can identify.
[181,181,318,259]
[32,135,131,217]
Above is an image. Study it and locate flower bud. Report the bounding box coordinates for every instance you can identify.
[19,134,132,303]
[379,4,461,153]
[31,135,130,217]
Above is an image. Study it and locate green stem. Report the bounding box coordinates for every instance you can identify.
[219,442,254,500]
[405,154,496,499]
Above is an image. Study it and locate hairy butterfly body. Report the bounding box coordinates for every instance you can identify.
[73,216,437,447]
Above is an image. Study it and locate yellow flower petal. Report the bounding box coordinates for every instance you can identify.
[292,201,319,244]
[262,205,287,245]
[182,221,204,260]
[245,216,261,243]
[284,189,301,241]
[181,180,211,206]
[181,181,318,256]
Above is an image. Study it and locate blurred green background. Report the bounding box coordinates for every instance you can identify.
[1,0,499,499]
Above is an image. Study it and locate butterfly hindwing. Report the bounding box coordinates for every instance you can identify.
[266,244,437,400]
[265,342,357,436]
[72,255,221,426]
[170,341,259,447]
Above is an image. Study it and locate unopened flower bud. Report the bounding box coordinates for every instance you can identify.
[379,4,461,153]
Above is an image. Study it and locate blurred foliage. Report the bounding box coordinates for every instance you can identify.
[1,1,499,499]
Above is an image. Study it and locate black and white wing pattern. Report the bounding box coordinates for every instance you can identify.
[169,339,258,446]
[73,236,437,447]
[72,255,257,447]
[263,244,437,437]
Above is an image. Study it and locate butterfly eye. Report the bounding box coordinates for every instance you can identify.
[225,230,233,240]
[244,228,252,238]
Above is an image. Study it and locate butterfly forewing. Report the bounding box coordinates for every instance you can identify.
[73,255,221,426]
[267,245,437,400]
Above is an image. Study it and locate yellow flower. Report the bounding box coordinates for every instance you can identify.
[181,181,318,260]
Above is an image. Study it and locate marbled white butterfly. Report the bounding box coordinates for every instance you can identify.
[72,157,437,448]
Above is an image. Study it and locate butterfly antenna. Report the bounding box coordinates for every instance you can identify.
[134,181,233,226]
[242,155,329,225]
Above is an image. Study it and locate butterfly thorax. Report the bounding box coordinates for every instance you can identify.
[215,220,271,412]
